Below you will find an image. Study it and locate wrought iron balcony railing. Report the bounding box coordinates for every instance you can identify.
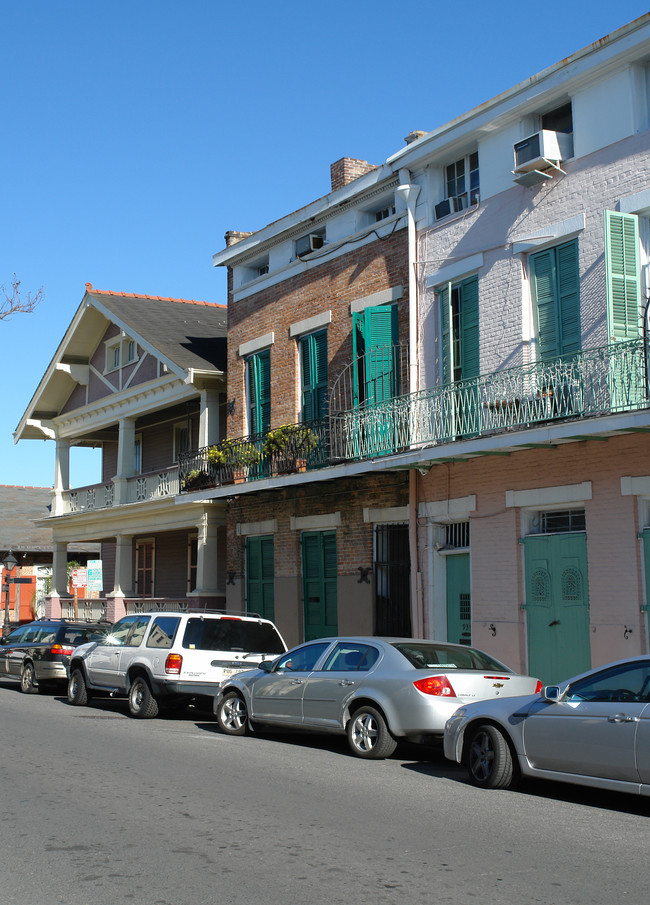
[178,419,330,492]
[330,339,649,460]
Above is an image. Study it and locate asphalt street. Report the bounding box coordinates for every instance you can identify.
[0,679,648,905]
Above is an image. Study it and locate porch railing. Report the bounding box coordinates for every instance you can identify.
[330,339,649,460]
[60,598,108,621]
[61,466,179,513]
[178,419,330,492]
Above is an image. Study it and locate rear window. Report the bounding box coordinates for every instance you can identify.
[392,642,511,672]
[182,618,285,654]
[62,626,108,646]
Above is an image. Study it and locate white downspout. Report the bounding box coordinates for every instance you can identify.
[395,171,423,637]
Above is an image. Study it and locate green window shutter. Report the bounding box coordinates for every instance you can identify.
[459,276,479,379]
[352,304,398,405]
[531,248,560,360]
[556,240,581,355]
[247,349,271,435]
[246,535,274,620]
[439,283,451,385]
[301,330,328,422]
[605,210,640,342]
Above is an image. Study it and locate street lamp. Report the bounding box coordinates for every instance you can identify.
[2,551,18,638]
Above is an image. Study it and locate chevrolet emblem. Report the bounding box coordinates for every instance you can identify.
[493,682,505,688]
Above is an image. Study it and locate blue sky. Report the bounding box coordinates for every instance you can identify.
[2,0,648,489]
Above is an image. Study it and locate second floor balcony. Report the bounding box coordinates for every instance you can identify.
[60,465,180,515]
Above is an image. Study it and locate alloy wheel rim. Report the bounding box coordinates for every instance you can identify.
[470,732,494,780]
[352,713,377,752]
[223,698,245,730]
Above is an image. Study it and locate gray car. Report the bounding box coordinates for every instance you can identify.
[444,654,650,795]
[214,636,541,759]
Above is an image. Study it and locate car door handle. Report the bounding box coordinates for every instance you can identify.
[339,680,355,686]
[608,713,640,723]
[290,679,303,685]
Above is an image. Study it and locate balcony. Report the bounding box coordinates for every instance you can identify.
[178,420,330,492]
[60,465,180,514]
[330,339,649,460]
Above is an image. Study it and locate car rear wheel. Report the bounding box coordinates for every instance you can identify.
[68,668,89,706]
[20,662,38,694]
[467,724,516,789]
[128,676,159,719]
[347,705,397,759]
[216,691,249,735]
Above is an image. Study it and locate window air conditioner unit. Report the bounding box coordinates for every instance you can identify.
[434,194,466,221]
[296,233,325,256]
[513,130,573,174]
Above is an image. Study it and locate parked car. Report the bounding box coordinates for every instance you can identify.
[67,610,287,718]
[0,619,109,694]
[444,655,650,795]
[214,636,541,759]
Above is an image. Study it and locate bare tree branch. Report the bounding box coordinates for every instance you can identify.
[1,274,44,321]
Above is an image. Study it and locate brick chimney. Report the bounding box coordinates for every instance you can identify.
[330,157,377,192]
[224,230,253,247]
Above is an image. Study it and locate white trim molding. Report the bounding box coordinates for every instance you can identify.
[290,512,341,531]
[350,285,403,314]
[619,189,650,215]
[621,476,650,496]
[425,254,484,290]
[511,214,586,254]
[419,495,476,521]
[238,332,275,358]
[236,519,278,536]
[289,311,332,338]
[363,505,409,524]
[505,481,592,509]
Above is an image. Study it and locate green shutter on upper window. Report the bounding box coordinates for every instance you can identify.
[301,330,328,422]
[459,275,479,379]
[531,240,580,360]
[247,349,271,435]
[439,283,451,385]
[352,304,398,406]
[605,210,640,342]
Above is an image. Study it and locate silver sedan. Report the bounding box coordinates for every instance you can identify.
[214,636,541,759]
[444,655,650,795]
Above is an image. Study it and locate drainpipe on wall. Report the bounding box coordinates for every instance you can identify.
[395,172,423,637]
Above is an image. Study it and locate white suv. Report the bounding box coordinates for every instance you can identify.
[67,610,286,718]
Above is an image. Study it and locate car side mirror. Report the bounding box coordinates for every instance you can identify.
[542,685,561,702]
[258,660,274,673]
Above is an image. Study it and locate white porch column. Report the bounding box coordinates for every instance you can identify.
[198,389,221,448]
[52,438,70,516]
[112,534,134,597]
[51,541,70,599]
[194,512,220,595]
[113,418,136,505]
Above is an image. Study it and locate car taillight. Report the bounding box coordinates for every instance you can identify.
[414,675,457,697]
[534,680,543,694]
[165,653,183,675]
[51,644,74,656]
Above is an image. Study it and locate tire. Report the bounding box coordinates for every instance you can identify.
[20,662,38,694]
[128,675,159,719]
[347,705,398,759]
[467,723,516,789]
[68,668,89,706]
[216,691,249,736]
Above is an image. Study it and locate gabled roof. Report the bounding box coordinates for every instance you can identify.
[15,284,227,442]
[0,485,99,555]
[85,286,227,372]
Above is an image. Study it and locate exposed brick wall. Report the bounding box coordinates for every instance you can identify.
[226,231,409,436]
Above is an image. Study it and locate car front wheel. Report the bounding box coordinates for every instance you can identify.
[467,723,516,789]
[347,705,397,759]
[216,691,249,736]
[68,668,89,706]
[128,676,159,719]
[20,662,38,694]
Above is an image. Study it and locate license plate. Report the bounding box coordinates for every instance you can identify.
[222,666,244,677]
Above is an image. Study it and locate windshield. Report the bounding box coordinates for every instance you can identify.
[392,642,511,672]
[182,618,285,654]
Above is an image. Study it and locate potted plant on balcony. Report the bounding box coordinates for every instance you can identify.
[220,438,262,483]
[182,469,212,492]
[262,423,319,475]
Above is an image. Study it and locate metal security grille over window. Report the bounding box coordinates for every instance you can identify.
[531,510,586,534]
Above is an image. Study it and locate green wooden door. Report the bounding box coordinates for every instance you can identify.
[301,330,328,423]
[352,304,399,455]
[302,531,338,641]
[530,240,581,362]
[247,349,271,436]
[523,532,590,685]
[446,552,471,645]
[439,276,480,437]
[246,535,274,620]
